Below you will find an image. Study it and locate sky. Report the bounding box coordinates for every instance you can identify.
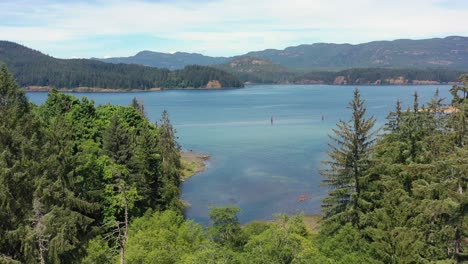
[1,0,468,59]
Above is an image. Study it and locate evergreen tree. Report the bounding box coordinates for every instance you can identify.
[0,65,45,263]
[133,123,160,209]
[321,88,377,227]
[0,65,29,120]
[208,206,243,249]
[385,100,402,133]
[449,74,468,147]
[156,110,182,211]
[103,113,134,166]
[130,97,145,117]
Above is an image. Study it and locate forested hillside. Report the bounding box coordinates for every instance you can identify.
[0,41,243,90]
[319,84,467,262]
[295,67,464,85]
[97,50,228,70]
[0,65,184,263]
[215,56,464,84]
[100,36,468,72]
[213,56,296,83]
[0,65,466,263]
[246,36,468,71]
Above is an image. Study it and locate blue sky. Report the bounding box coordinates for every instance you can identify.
[1,0,467,58]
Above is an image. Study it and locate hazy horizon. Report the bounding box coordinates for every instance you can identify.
[1,0,468,59]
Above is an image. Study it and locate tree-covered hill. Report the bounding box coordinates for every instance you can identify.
[97,50,228,70]
[99,36,468,72]
[0,41,243,90]
[246,36,468,71]
[213,56,297,83]
[0,64,185,263]
[295,67,465,85]
[213,55,464,84]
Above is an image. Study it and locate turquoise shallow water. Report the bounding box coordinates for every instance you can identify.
[27,84,452,224]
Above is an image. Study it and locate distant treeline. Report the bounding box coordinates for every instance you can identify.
[0,41,243,89]
[214,58,465,84]
[295,67,465,84]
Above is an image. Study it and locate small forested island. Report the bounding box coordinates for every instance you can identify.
[0,64,467,263]
[0,41,244,91]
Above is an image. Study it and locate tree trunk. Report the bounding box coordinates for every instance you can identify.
[33,199,47,264]
[120,185,129,264]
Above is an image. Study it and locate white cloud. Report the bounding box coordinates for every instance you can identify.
[0,0,467,57]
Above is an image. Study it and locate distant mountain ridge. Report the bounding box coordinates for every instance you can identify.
[246,36,468,70]
[0,41,243,90]
[213,56,296,83]
[97,36,468,71]
[214,55,464,85]
[98,50,228,70]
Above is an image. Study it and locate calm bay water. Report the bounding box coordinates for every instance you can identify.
[27,84,452,224]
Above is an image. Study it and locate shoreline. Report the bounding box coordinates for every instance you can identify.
[23,86,162,93]
[23,86,243,93]
[180,151,210,180]
[22,82,458,93]
[245,82,459,86]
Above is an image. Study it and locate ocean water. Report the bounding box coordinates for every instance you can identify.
[27,84,452,224]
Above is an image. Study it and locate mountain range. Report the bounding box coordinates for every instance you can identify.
[212,56,463,85]
[0,41,243,90]
[97,51,227,70]
[97,36,468,71]
[1,36,467,90]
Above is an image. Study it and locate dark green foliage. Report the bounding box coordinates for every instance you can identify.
[0,65,29,120]
[297,67,462,85]
[0,41,243,90]
[449,74,468,147]
[0,66,183,263]
[318,67,464,85]
[321,88,377,226]
[215,56,463,84]
[103,114,134,165]
[214,56,297,84]
[130,97,145,116]
[155,110,183,211]
[170,65,243,88]
[319,78,468,263]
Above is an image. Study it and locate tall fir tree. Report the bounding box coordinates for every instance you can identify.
[156,110,182,211]
[449,74,468,147]
[321,88,377,228]
[103,113,134,166]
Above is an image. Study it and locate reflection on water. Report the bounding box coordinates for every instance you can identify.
[27,84,452,224]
